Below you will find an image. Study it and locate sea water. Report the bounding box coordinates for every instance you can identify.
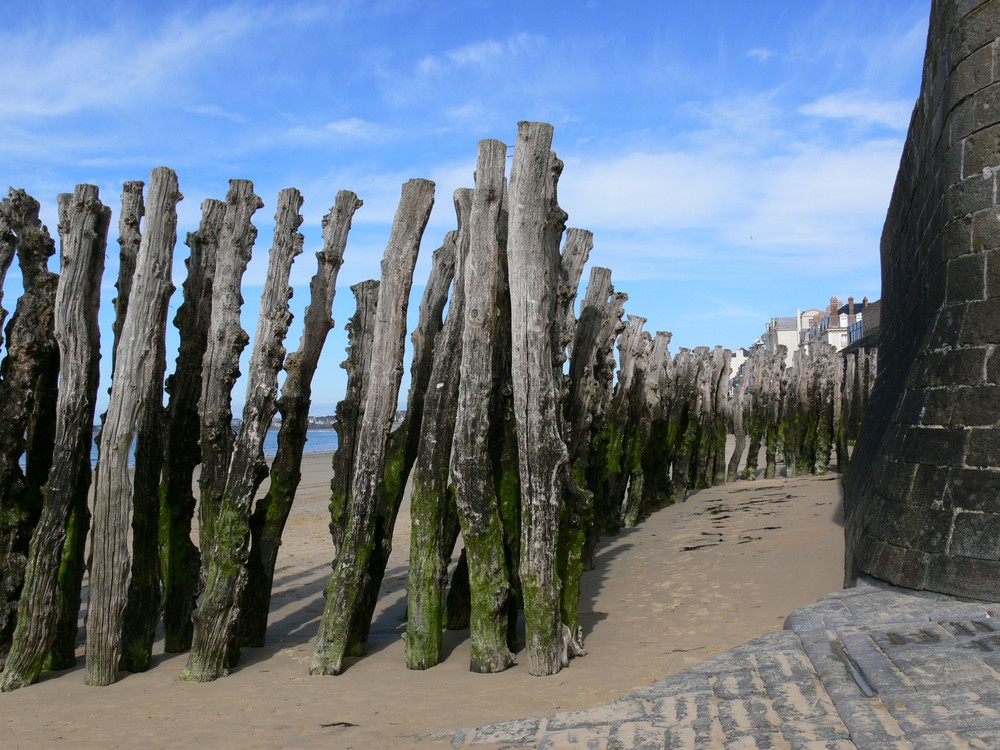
[79,428,339,468]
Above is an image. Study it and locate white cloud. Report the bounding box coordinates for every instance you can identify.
[187,104,247,124]
[748,48,775,62]
[800,92,913,130]
[284,117,393,143]
[0,6,259,120]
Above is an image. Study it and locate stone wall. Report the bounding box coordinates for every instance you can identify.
[845,0,1000,600]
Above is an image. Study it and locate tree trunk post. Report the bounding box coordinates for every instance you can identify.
[0,186,109,690]
[311,178,434,676]
[240,190,361,648]
[182,187,302,682]
[0,190,59,666]
[328,279,379,558]
[159,198,224,653]
[85,168,180,686]
[507,121,575,676]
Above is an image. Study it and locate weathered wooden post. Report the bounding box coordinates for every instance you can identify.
[240,190,361,648]
[159,198,224,652]
[432,140,518,673]
[0,186,109,690]
[311,178,434,676]
[120,182,173,673]
[0,191,59,665]
[405,188,474,671]
[86,167,180,686]
[328,279,379,558]
[355,218,461,648]
[507,121,576,676]
[182,187,302,682]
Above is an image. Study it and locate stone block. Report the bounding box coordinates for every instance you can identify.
[607,721,666,750]
[951,384,1000,424]
[950,510,1000,558]
[942,214,973,261]
[919,348,986,386]
[908,464,950,510]
[947,170,995,218]
[925,553,1000,600]
[963,121,1000,175]
[875,459,917,504]
[947,253,986,301]
[870,539,931,591]
[924,304,966,350]
[919,387,955,426]
[897,425,968,466]
[878,500,952,554]
[973,80,1000,129]
[964,428,1000,465]
[952,2,1000,65]
[954,40,995,102]
[972,207,1000,253]
[959,297,1000,344]
[988,347,1000,382]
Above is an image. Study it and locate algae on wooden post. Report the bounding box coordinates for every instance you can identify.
[311,178,434,676]
[240,189,361,648]
[183,187,302,682]
[441,139,518,673]
[86,168,180,687]
[0,191,59,667]
[159,198,223,653]
[328,279,379,559]
[0,186,108,690]
[507,121,576,676]
[405,188,473,671]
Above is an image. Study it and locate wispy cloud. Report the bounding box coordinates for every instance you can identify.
[284,117,393,143]
[800,92,913,130]
[186,104,248,124]
[748,48,775,62]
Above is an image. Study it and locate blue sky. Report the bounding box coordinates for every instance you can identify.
[1,0,930,414]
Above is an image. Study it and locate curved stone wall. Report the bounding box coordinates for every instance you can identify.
[845,0,1000,600]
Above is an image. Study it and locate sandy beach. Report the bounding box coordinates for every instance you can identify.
[0,452,844,749]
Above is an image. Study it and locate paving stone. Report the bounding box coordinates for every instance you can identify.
[544,697,646,731]
[469,718,542,745]
[536,726,611,749]
[606,720,667,750]
[427,585,1000,750]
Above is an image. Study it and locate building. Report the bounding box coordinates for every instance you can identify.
[760,296,873,365]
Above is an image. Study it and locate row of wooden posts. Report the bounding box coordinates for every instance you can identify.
[0,122,875,690]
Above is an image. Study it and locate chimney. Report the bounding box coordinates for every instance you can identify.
[829,296,840,317]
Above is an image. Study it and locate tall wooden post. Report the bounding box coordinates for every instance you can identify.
[86,167,180,686]
[240,189,361,647]
[0,186,109,690]
[182,187,303,682]
[507,121,575,676]
[159,198,224,652]
[311,178,434,676]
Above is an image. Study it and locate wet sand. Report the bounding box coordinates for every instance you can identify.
[0,453,844,749]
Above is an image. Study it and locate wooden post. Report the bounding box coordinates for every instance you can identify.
[507,121,575,676]
[356,214,461,647]
[159,198,224,653]
[240,190,361,648]
[182,187,302,682]
[328,280,379,559]
[436,139,519,673]
[311,178,434,676]
[406,186,475,670]
[0,186,108,690]
[0,190,59,667]
[86,168,180,686]
[120,182,175,673]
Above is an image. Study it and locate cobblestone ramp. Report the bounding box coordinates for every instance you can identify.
[423,579,1000,748]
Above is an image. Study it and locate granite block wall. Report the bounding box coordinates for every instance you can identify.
[845,0,1000,600]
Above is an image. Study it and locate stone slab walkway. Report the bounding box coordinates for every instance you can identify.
[423,577,1000,748]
